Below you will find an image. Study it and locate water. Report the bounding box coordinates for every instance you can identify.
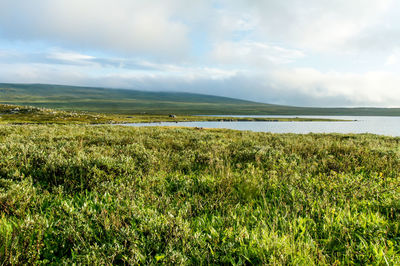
[122,116,400,137]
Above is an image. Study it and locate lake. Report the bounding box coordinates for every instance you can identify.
[122,116,400,137]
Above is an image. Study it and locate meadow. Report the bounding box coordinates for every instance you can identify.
[1,125,399,264]
[0,104,343,124]
[2,83,400,116]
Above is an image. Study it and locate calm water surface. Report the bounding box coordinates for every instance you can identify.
[122,116,400,137]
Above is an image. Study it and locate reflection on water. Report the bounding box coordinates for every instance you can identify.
[122,116,400,137]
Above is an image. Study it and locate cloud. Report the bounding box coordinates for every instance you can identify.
[2,55,400,107]
[212,41,305,66]
[0,0,396,57]
[260,0,391,51]
[267,68,400,106]
[1,0,400,107]
[0,58,238,88]
[0,0,193,58]
[385,49,400,66]
[47,51,95,63]
[0,49,170,71]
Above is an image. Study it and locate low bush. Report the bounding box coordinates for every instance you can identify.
[0,125,399,264]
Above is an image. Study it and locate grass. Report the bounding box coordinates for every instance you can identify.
[1,125,399,264]
[0,104,347,124]
[2,83,400,115]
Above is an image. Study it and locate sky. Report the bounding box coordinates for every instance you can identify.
[1,0,400,107]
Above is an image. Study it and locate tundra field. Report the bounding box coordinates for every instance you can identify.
[2,83,400,116]
[0,104,343,125]
[1,125,399,264]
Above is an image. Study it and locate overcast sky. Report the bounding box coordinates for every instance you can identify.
[1,0,400,107]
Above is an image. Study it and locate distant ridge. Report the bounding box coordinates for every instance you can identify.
[1,83,400,115]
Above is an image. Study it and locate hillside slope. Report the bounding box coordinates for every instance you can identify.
[1,83,400,115]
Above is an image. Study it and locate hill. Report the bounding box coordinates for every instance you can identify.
[1,83,400,115]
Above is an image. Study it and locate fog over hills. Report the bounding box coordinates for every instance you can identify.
[2,83,400,116]
[1,1,400,107]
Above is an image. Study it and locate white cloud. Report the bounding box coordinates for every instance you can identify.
[0,0,396,56]
[212,41,304,66]
[3,56,400,107]
[213,10,258,37]
[47,51,96,64]
[385,48,400,66]
[236,0,393,52]
[0,0,193,58]
[268,68,400,106]
[1,0,400,107]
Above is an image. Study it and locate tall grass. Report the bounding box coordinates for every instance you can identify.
[0,125,399,264]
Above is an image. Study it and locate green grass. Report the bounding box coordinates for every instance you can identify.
[1,125,399,264]
[2,83,400,115]
[0,104,346,124]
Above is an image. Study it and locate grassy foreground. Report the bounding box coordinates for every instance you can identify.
[0,125,399,264]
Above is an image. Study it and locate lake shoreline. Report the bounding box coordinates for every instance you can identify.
[122,116,400,137]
